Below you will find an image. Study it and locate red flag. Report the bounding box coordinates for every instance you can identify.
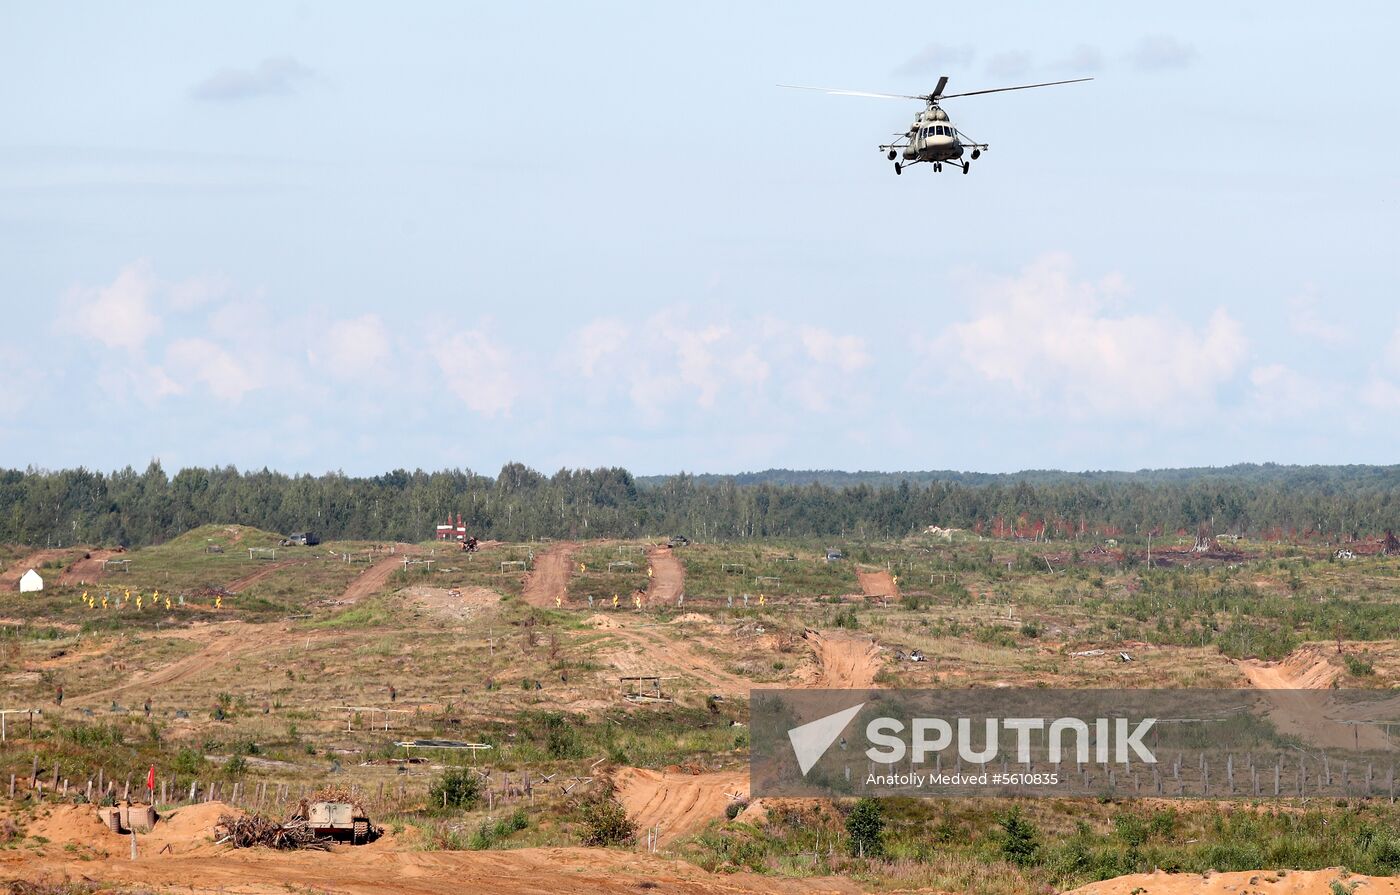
[146,765,156,792]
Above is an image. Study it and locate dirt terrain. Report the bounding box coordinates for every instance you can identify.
[613,766,747,846]
[338,545,418,603]
[594,614,752,697]
[1238,644,1393,751]
[522,542,577,607]
[805,629,882,688]
[225,558,303,592]
[0,548,70,588]
[1065,867,1400,895]
[57,548,121,585]
[853,566,898,598]
[646,545,686,603]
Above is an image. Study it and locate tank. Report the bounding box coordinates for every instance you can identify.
[305,801,372,844]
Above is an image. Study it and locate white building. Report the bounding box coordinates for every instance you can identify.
[18,569,42,593]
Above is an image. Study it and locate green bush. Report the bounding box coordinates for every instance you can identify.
[998,806,1041,867]
[578,783,636,847]
[428,767,482,810]
[845,798,885,858]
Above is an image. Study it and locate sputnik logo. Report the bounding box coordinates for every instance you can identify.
[787,703,865,776]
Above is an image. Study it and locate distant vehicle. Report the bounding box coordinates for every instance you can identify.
[668,535,690,548]
[825,549,845,562]
[780,74,1091,175]
[282,532,320,546]
[303,801,372,844]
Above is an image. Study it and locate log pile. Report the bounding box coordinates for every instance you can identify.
[215,813,329,850]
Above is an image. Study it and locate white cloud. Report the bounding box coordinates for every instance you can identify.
[571,319,631,377]
[67,261,162,350]
[801,327,871,373]
[432,331,519,416]
[1248,363,1324,418]
[1287,294,1348,346]
[165,338,262,402]
[312,314,391,378]
[942,254,1246,417]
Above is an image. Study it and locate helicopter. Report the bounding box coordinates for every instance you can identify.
[780,75,1091,175]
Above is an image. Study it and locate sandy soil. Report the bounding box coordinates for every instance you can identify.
[522,542,577,607]
[1064,867,1400,895]
[6,823,860,895]
[646,546,686,603]
[853,566,898,599]
[613,766,747,846]
[804,630,882,689]
[70,620,334,706]
[1238,644,1394,751]
[0,548,71,588]
[602,617,752,697]
[338,545,419,604]
[57,548,121,585]
[401,585,500,622]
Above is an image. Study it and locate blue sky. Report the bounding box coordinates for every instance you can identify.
[2,2,1398,476]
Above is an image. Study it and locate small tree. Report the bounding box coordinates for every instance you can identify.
[428,767,482,810]
[578,782,636,846]
[845,798,885,858]
[999,806,1041,867]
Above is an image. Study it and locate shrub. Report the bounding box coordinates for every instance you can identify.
[998,806,1041,867]
[428,767,482,810]
[578,783,636,846]
[845,797,885,858]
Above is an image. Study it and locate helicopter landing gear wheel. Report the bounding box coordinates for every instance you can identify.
[934,162,942,172]
[963,162,970,174]
[887,150,897,161]
[971,148,981,160]
[894,162,902,175]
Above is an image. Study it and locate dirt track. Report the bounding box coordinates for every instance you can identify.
[338,545,417,604]
[614,766,747,846]
[594,615,751,697]
[522,542,577,607]
[70,621,334,706]
[1239,645,1392,751]
[1064,867,1400,895]
[226,558,303,592]
[646,546,685,603]
[57,548,120,585]
[805,630,881,688]
[0,548,70,588]
[853,566,898,598]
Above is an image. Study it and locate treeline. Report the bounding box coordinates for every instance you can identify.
[3,462,1400,548]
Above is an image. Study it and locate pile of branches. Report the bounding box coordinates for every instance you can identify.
[214,813,329,851]
[191,585,233,599]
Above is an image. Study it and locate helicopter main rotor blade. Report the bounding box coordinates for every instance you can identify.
[938,76,1093,99]
[930,75,949,99]
[777,84,927,101]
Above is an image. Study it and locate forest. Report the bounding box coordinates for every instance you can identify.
[3,461,1400,548]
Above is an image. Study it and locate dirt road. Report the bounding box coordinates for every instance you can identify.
[57,548,121,585]
[596,615,751,697]
[6,838,858,895]
[614,766,748,846]
[805,630,881,688]
[338,545,417,604]
[646,546,686,603]
[0,548,69,588]
[226,558,303,592]
[70,621,334,706]
[1065,867,1400,895]
[854,566,898,598]
[522,542,577,607]
[1239,645,1392,751]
